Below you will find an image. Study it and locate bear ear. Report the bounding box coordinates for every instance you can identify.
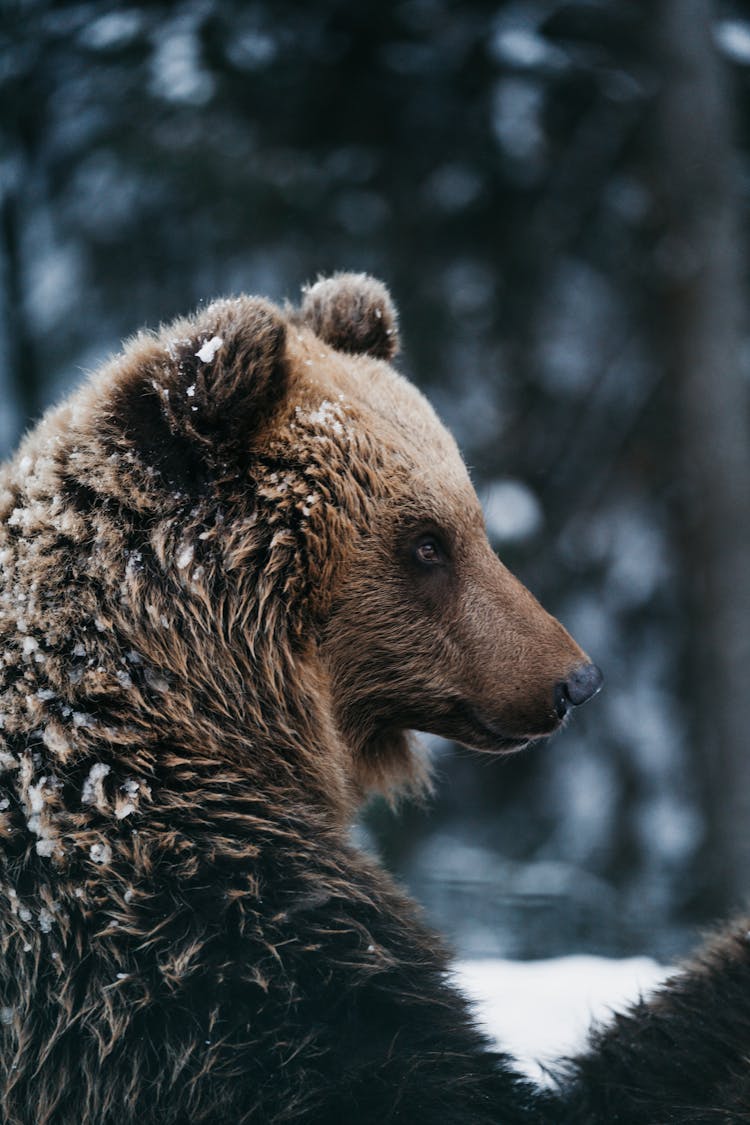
[300,273,400,361]
[105,297,289,482]
[171,296,289,441]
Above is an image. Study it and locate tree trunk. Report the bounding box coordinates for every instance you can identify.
[651,0,750,913]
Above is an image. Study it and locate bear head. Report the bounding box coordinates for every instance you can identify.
[0,273,600,828]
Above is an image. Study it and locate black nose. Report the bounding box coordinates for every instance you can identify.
[554,663,604,719]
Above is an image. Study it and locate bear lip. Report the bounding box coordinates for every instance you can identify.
[460,706,560,755]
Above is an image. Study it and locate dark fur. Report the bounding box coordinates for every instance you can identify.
[560,918,750,1123]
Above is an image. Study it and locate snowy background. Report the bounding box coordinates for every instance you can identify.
[454,954,671,1080]
[3,0,750,972]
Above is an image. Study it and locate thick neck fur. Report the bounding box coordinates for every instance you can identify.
[0,383,359,898]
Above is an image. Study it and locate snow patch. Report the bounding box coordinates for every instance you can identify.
[42,725,70,757]
[453,955,671,1083]
[27,777,47,815]
[89,842,112,865]
[38,907,54,933]
[195,336,223,363]
[81,762,110,806]
[297,400,347,438]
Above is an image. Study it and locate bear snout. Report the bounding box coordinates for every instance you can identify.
[553,662,604,719]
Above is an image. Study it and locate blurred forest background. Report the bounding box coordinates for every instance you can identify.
[3,0,750,961]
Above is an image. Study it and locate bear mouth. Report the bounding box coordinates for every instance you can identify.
[430,704,559,755]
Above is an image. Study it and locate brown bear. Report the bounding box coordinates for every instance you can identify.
[0,273,601,1124]
[560,915,750,1123]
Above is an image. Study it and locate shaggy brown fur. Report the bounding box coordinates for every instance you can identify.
[561,916,750,1123]
[0,273,595,1123]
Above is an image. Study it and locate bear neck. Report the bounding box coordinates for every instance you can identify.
[3,617,359,882]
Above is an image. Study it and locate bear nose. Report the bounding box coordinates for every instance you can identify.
[553,663,604,719]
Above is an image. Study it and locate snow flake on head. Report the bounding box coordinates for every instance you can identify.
[297,399,348,439]
[195,336,223,364]
[89,841,112,866]
[165,336,191,361]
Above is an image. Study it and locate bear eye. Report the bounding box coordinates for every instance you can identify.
[413,535,446,568]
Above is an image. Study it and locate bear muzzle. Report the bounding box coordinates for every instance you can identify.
[446,659,603,754]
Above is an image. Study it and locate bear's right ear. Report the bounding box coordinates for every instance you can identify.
[300,273,400,361]
[107,297,289,477]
